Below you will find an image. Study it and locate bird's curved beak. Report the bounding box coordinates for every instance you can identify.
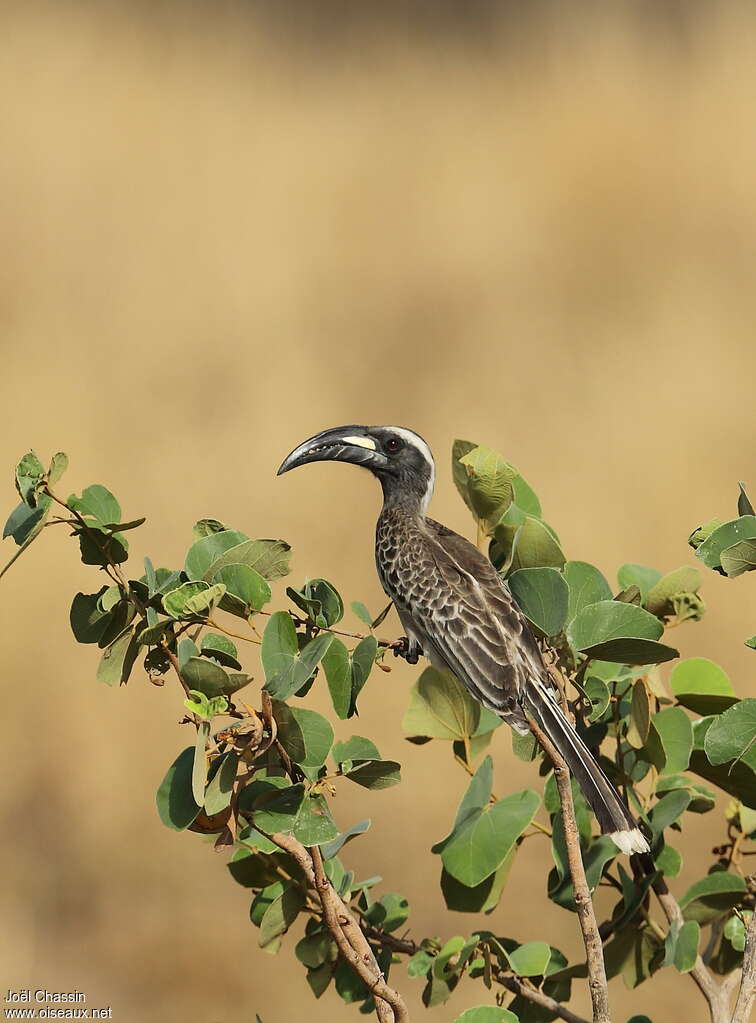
[277,425,388,476]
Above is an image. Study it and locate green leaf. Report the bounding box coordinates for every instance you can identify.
[626,680,651,748]
[689,518,725,551]
[350,635,378,711]
[321,639,351,719]
[452,439,478,513]
[656,775,715,813]
[3,499,50,547]
[204,752,238,815]
[333,736,381,764]
[204,537,292,583]
[458,445,517,528]
[272,702,334,769]
[679,873,747,924]
[655,843,682,877]
[350,600,374,627]
[673,920,700,973]
[345,760,401,789]
[704,699,756,772]
[252,783,338,846]
[564,561,613,623]
[438,789,540,887]
[364,893,409,933]
[263,630,335,701]
[76,525,128,566]
[200,633,240,668]
[568,599,678,665]
[163,581,225,619]
[584,675,611,721]
[47,451,69,485]
[403,667,481,741]
[645,566,702,617]
[320,819,371,860]
[68,484,121,525]
[508,567,569,636]
[649,790,691,840]
[261,611,297,677]
[453,1007,517,1023]
[509,516,565,572]
[738,483,754,516]
[507,941,551,977]
[184,529,250,579]
[725,912,748,952]
[156,747,201,830]
[649,707,693,775]
[182,656,250,699]
[617,564,662,600]
[192,721,210,805]
[287,578,344,628]
[440,850,514,914]
[259,883,305,952]
[720,539,756,578]
[69,588,110,644]
[192,518,227,539]
[15,451,45,505]
[96,629,139,686]
[670,658,737,714]
[214,563,271,616]
[696,516,756,572]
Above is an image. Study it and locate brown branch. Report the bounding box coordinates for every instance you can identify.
[268,834,408,1023]
[730,899,756,1023]
[651,875,733,1023]
[528,717,611,1023]
[495,973,590,1023]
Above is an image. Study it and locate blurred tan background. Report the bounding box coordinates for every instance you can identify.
[2,3,756,1021]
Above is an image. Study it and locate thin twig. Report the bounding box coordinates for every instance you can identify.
[267,833,408,1023]
[731,895,756,1023]
[495,973,590,1023]
[651,874,732,1022]
[528,717,611,1023]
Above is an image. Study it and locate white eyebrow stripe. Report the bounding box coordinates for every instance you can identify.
[384,426,436,514]
[342,435,377,450]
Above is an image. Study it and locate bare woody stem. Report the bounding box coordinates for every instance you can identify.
[527,717,611,1023]
[268,833,409,1023]
[731,900,756,1023]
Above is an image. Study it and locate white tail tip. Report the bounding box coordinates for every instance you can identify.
[609,828,650,855]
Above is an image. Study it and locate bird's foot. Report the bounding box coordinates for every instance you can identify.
[391,636,419,664]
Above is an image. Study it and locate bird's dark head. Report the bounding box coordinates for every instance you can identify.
[277,425,435,513]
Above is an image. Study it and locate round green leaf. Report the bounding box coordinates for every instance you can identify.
[184,529,249,580]
[214,563,271,615]
[564,561,612,623]
[506,941,552,977]
[696,516,756,571]
[617,564,662,599]
[670,657,736,714]
[508,567,568,636]
[402,667,481,742]
[509,516,565,572]
[272,701,334,770]
[704,699,756,770]
[156,746,201,830]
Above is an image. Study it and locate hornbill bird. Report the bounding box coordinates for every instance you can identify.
[278,424,649,855]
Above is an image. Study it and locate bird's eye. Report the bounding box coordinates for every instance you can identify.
[385,436,402,453]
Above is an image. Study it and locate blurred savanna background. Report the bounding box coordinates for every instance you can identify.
[2,1,756,1020]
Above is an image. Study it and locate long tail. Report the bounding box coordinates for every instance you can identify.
[522,678,649,855]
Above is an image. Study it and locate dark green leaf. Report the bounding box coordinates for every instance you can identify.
[259,883,305,951]
[320,819,371,860]
[568,599,677,664]
[156,747,201,830]
[214,563,271,616]
[584,675,611,721]
[679,873,746,924]
[704,699,756,771]
[350,635,378,710]
[720,540,756,578]
[696,516,756,571]
[440,851,514,914]
[263,630,335,701]
[402,667,481,741]
[649,790,691,840]
[333,736,381,764]
[738,483,754,517]
[96,629,139,686]
[321,639,352,719]
[364,893,409,933]
[272,701,334,769]
[509,567,569,636]
[345,760,401,789]
[69,588,110,644]
[200,633,241,669]
[204,752,238,815]
[626,680,651,748]
[439,789,540,887]
[564,561,613,623]
[287,578,344,627]
[3,499,50,546]
[509,516,565,572]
